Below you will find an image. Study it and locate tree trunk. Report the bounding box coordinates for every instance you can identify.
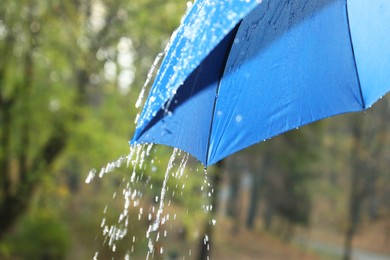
[246,152,270,230]
[0,190,32,241]
[226,166,240,218]
[343,117,366,260]
[246,170,261,229]
[0,100,12,201]
[343,176,360,260]
[367,169,379,221]
[263,192,274,231]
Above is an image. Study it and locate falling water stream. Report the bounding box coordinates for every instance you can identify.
[86,143,214,260]
[83,2,223,258]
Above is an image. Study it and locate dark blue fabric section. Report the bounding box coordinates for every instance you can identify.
[134,30,237,164]
[131,0,258,145]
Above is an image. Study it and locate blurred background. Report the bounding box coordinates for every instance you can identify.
[0,0,389,259]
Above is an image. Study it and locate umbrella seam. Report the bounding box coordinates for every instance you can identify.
[345,0,365,109]
[205,22,242,166]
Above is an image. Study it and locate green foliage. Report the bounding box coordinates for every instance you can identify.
[6,211,70,260]
[262,125,322,228]
[0,0,188,257]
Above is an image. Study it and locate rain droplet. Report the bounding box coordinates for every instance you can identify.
[85,169,96,183]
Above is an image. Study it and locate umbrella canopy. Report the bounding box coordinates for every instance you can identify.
[131,0,390,166]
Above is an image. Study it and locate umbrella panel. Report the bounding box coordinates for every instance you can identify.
[134,29,238,164]
[133,0,390,166]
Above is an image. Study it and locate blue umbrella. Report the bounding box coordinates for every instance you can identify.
[130,0,390,166]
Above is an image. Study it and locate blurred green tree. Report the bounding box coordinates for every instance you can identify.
[6,211,70,260]
[0,0,186,243]
[252,125,320,239]
[342,98,390,260]
[221,123,321,239]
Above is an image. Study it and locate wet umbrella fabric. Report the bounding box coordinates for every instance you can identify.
[131,0,390,166]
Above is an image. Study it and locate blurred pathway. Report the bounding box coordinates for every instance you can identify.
[294,237,390,260]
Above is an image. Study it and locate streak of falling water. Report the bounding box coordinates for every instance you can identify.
[85,144,143,184]
[86,144,148,258]
[201,168,213,213]
[134,52,164,110]
[86,144,197,259]
[107,144,153,251]
[200,167,215,260]
[133,1,203,128]
[134,7,186,125]
[145,148,189,260]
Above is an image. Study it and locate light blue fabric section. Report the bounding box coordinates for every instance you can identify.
[209,0,362,164]
[348,0,390,107]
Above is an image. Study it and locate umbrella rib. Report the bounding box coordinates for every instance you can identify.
[345,1,365,109]
[204,22,241,166]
